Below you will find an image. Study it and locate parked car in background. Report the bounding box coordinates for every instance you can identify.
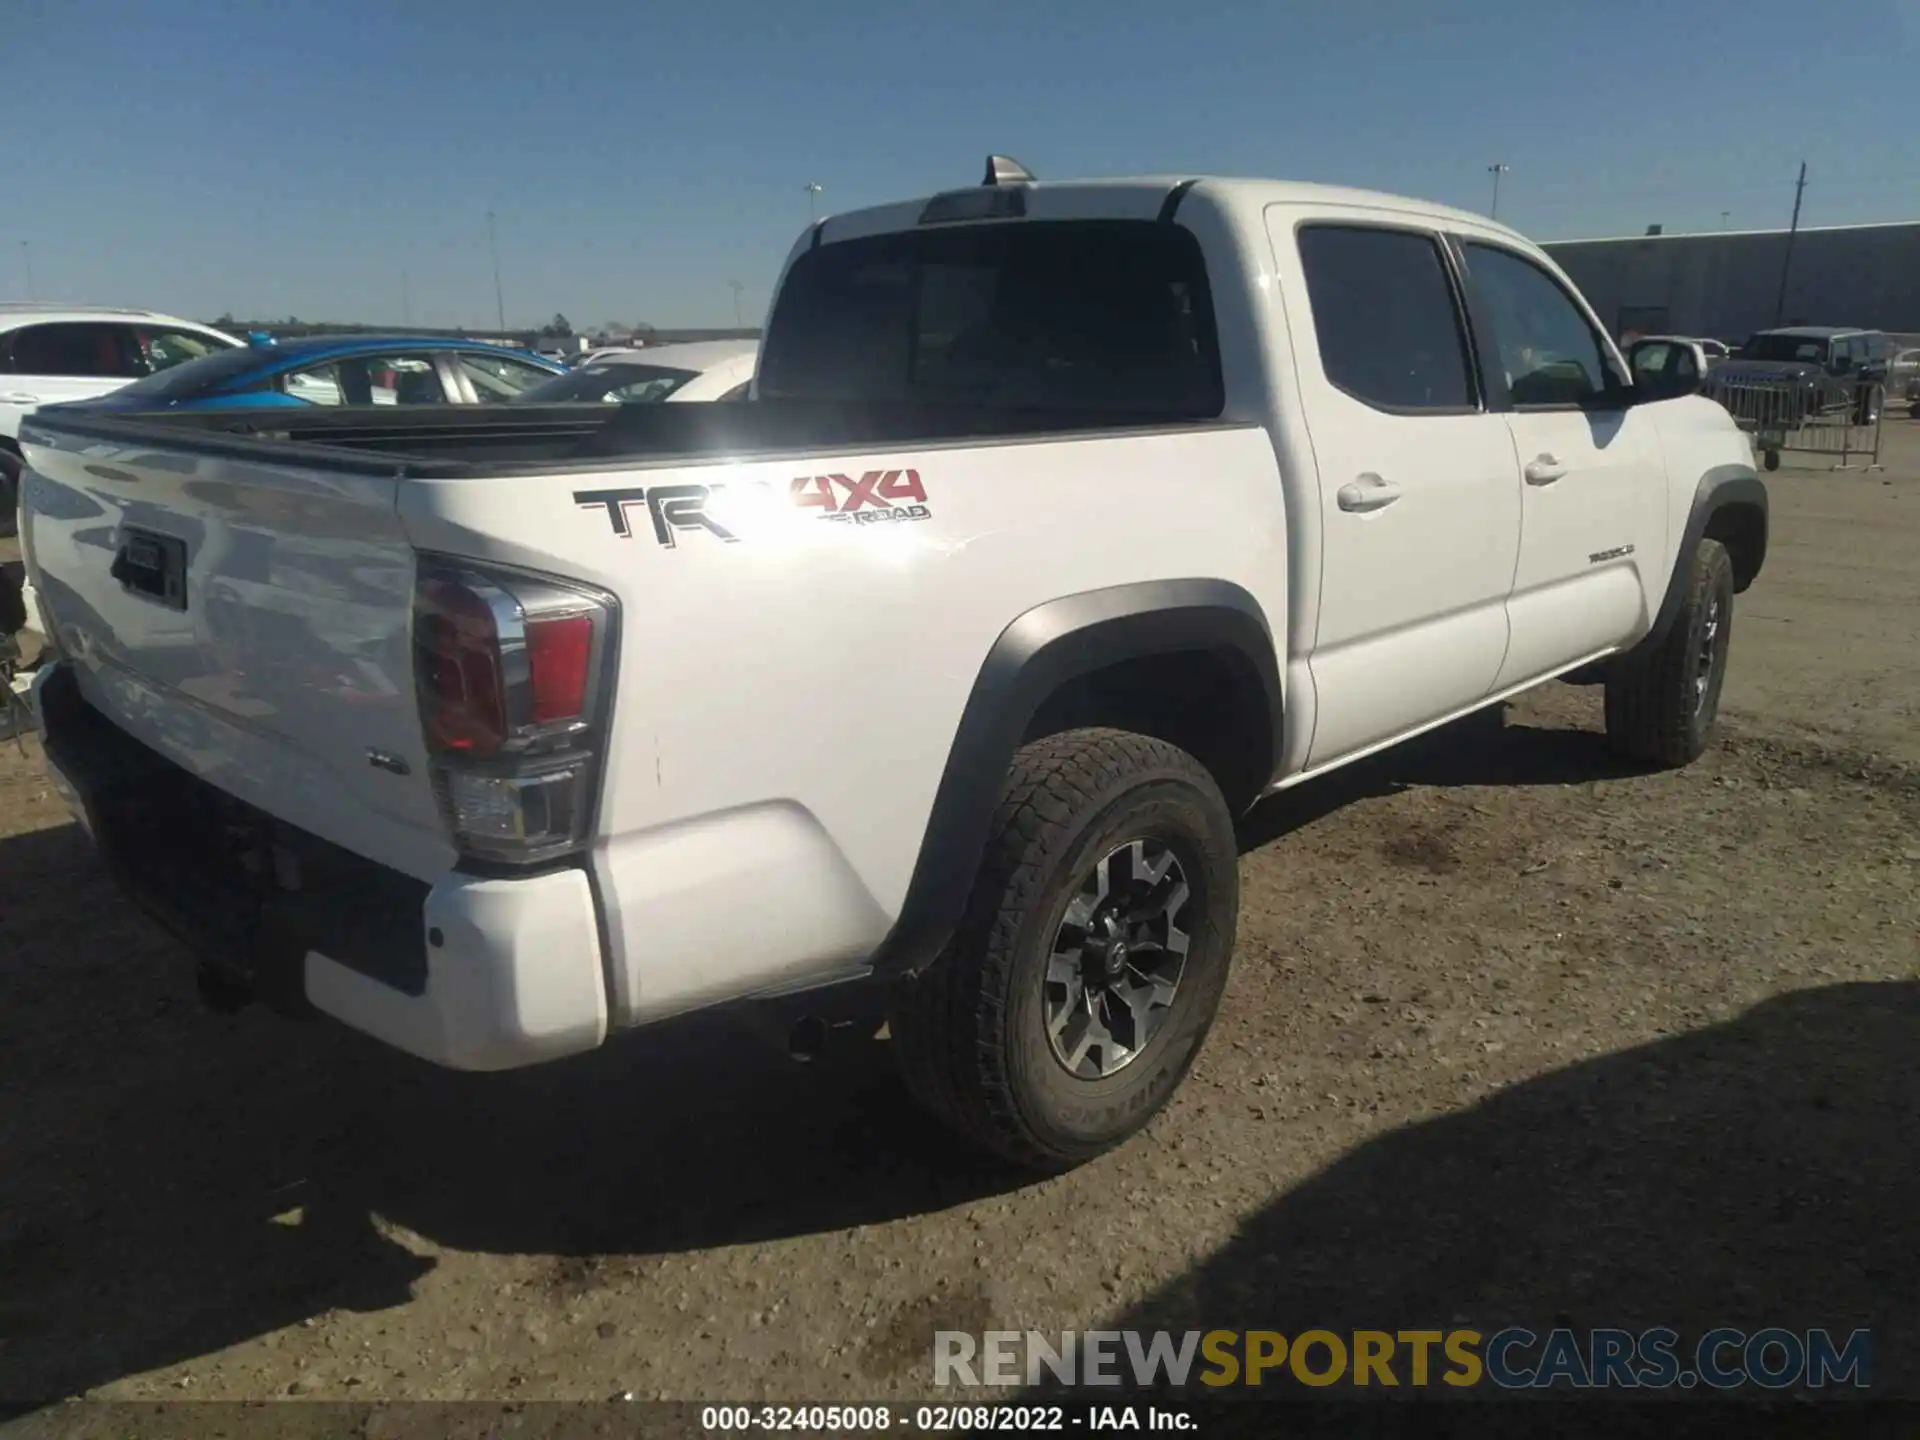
[1890,346,1920,416]
[1707,325,1888,430]
[1,306,240,536]
[51,334,564,414]
[554,344,655,368]
[511,340,757,403]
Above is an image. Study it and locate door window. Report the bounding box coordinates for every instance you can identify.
[137,327,232,374]
[282,353,446,405]
[458,351,558,402]
[1463,244,1622,408]
[5,322,140,379]
[1296,225,1476,412]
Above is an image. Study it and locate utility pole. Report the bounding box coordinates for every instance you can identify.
[1487,163,1510,221]
[804,181,824,224]
[728,279,745,327]
[486,210,506,332]
[1773,161,1807,325]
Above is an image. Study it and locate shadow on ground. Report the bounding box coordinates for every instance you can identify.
[1236,698,1643,854]
[0,703,1683,1404]
[1077,979,1919,1429]
[0,809,1025,1402]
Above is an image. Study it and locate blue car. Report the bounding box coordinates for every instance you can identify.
[62,334,566,411]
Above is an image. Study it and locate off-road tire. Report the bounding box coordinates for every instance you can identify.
[1604,538,1735,768]
[889,727,1239,1171]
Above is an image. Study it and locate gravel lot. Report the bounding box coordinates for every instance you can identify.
[2,424,1917,1411]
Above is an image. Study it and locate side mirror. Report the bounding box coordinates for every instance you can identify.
[1625,340,1704,402]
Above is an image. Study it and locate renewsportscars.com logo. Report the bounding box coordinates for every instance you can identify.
[935,1327,1874,1392]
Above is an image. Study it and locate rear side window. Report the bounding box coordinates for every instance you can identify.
[5,322,140,379]
[758,220,1223,419]
[1297,226,1475,411]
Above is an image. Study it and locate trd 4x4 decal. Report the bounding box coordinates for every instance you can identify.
[575,469,931,547]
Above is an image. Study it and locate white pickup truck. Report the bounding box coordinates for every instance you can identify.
[18,160,1766,1171]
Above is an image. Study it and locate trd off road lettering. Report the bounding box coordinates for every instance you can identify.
[574,468,932,546]
[792,468,929,518]
[572,484,739,547]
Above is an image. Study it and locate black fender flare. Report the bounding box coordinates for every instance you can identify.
[1632,464,1768,658]
[871,578,1283,979]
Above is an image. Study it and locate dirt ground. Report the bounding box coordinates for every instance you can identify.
[1,425,1917,1412]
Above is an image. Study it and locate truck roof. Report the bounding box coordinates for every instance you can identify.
[814,174,1532,249]
[1754,325,1877,340]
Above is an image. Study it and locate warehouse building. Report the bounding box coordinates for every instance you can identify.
[1542,221,1920,346]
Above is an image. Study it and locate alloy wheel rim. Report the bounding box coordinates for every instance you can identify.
[1042,838,1192,1079]
[1694,595,1722,715]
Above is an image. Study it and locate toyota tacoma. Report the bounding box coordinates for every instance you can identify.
[18,159,1767,1170]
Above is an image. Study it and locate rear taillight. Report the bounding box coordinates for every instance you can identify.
[412,559,616,866]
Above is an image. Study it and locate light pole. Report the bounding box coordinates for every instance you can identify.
[804,182,824,224]
[1487,163,1510,221]
[1720,211,1731,231]
[21,241,34,297]
[728,279,745,327]
[402,266,412,327]
[485,211,505,331]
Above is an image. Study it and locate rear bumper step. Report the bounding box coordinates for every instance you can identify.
[35,663,608,1070]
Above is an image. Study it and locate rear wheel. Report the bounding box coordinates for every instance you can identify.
[889,728,1239,1171]
[1604,539,1735,768]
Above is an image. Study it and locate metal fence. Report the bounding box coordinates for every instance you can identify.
[1704,374,1885,472]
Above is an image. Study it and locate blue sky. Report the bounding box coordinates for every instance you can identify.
[6,0,1918,328]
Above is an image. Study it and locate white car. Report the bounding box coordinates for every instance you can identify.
[22,162,1766,1172]
[516,340,757,403]
[0,306,240,536]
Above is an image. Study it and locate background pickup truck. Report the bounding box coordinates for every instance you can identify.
[1706,325,1890,431]
[18,160,1767,1171]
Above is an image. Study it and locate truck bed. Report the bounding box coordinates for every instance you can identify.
[26,400,1218,475]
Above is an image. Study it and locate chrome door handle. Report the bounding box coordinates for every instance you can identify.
[1337,473,1403,513]
[1524,455,1568,485]
[1,392,43,404]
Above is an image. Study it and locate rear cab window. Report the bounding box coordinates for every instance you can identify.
[757,220,1223,422]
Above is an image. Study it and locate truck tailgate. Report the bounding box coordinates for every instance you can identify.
[22,422,454,881]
